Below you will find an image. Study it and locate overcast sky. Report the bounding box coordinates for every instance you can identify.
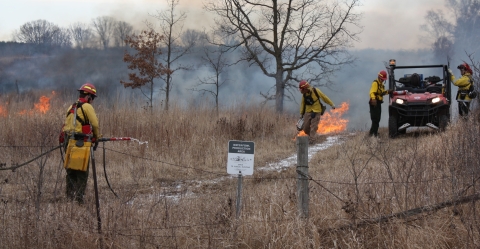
[0,0,448,50]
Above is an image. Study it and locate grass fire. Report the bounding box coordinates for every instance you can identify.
[0,91,479,248]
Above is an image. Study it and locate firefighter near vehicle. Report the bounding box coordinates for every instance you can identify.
[387,59,452,138]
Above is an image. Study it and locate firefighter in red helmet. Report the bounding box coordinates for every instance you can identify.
[298,80,335,138]
[448,62,476,116]
[369,70,393,137]
[62,82,101,203]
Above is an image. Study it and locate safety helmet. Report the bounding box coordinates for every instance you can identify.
[299,80,310,89]
[378,70,388,81]
[457,62,473,74]
[78,83,97,97]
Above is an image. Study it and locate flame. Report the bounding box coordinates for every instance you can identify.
[294,102,349,138]
[16,91,55,115]
[0,104,7,117]
[317,102,349,134]
[34,95,51,114]
[298,130,308,136]
[293,130,308,140]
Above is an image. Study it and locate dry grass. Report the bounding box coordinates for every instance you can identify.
[1,92,480,248]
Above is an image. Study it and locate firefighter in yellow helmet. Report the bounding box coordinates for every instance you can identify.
[448,62,476,116]
[62,83,101,203]
[298,80,335,137]
[369,70,393,137]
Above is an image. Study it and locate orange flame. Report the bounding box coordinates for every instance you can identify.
[34,96,51,114]
[17,91,55,115]
[294,102,349,138]
[317,102,349,134]
[0,104,7,117]
[298,130,308,136]
[18,110,32,115]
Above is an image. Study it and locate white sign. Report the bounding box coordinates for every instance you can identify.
[227,140,255,175]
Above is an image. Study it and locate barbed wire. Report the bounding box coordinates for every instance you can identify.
[0,145,57,148]
[309,176,452,185]
[104,147,231,178]
[0,145,62,171]
[103,147,455,185]
[1,133,479,246]
[0,143,460,187]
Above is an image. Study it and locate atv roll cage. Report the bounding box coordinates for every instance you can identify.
[388,63,452,103]
[387,61,452,138]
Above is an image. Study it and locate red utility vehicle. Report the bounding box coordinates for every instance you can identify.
[387,59,452,138]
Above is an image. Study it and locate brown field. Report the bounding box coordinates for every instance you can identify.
[1,91,480,248]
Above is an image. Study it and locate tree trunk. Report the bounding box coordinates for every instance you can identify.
[165,34,173,111]
[165,74,171,111]
[275,72,285,113]
[150,80,154,111]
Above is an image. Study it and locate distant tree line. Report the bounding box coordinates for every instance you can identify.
[8,0,477,113]
[2,0,365,113]
[422,0,480,62]
[10,17,135,52]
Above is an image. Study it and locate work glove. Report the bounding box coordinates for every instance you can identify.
[331,105,336,109]
[370,99,377,106]
[448,68,453,76]
[387,89,393,94]
[300,114,304,119]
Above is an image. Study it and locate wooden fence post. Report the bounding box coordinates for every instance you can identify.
[235,174,243,219]
[296,136,309,218]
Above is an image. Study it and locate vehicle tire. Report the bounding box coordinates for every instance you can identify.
[438,114,449,131]
[389,113,398,138]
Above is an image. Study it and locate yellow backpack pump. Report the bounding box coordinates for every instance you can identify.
[63,102,92,171]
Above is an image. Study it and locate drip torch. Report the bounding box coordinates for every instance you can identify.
[98,137,132,142]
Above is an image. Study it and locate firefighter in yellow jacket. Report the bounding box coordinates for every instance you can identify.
[63,83,101,203]
[299,80,335,137]
[369,70,393,137]
[449,62,475,116]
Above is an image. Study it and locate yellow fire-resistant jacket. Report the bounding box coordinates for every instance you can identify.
[450,72,474,101]
[300,86,334,115]
[63,99,100,140]
[369,79,388,102]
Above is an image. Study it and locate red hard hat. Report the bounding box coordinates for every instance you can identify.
[458,62,473,74]
[299,80,310,89]
[378,70,388,80]
[78,83,97,97]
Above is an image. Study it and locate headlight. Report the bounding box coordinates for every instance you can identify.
[395,99,405,105]
[431,97,441,104]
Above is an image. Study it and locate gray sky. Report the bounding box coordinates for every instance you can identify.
[0,0,447,50]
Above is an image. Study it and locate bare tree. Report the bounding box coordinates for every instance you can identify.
[422,1,480,62]
[152,0,195,111]
[69,22,94,49]
[433,37,454,62]
[114,21,134,47]
[448,0,480,53]
[205,0,362,112]
[14,20,63,51]
[91,16,116,49]
[181,29,207,48]
[52,27,72,48]
[121,30,170,110]
[421,10,454,41]
[191,40,231,113]
[421,10,455,61]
